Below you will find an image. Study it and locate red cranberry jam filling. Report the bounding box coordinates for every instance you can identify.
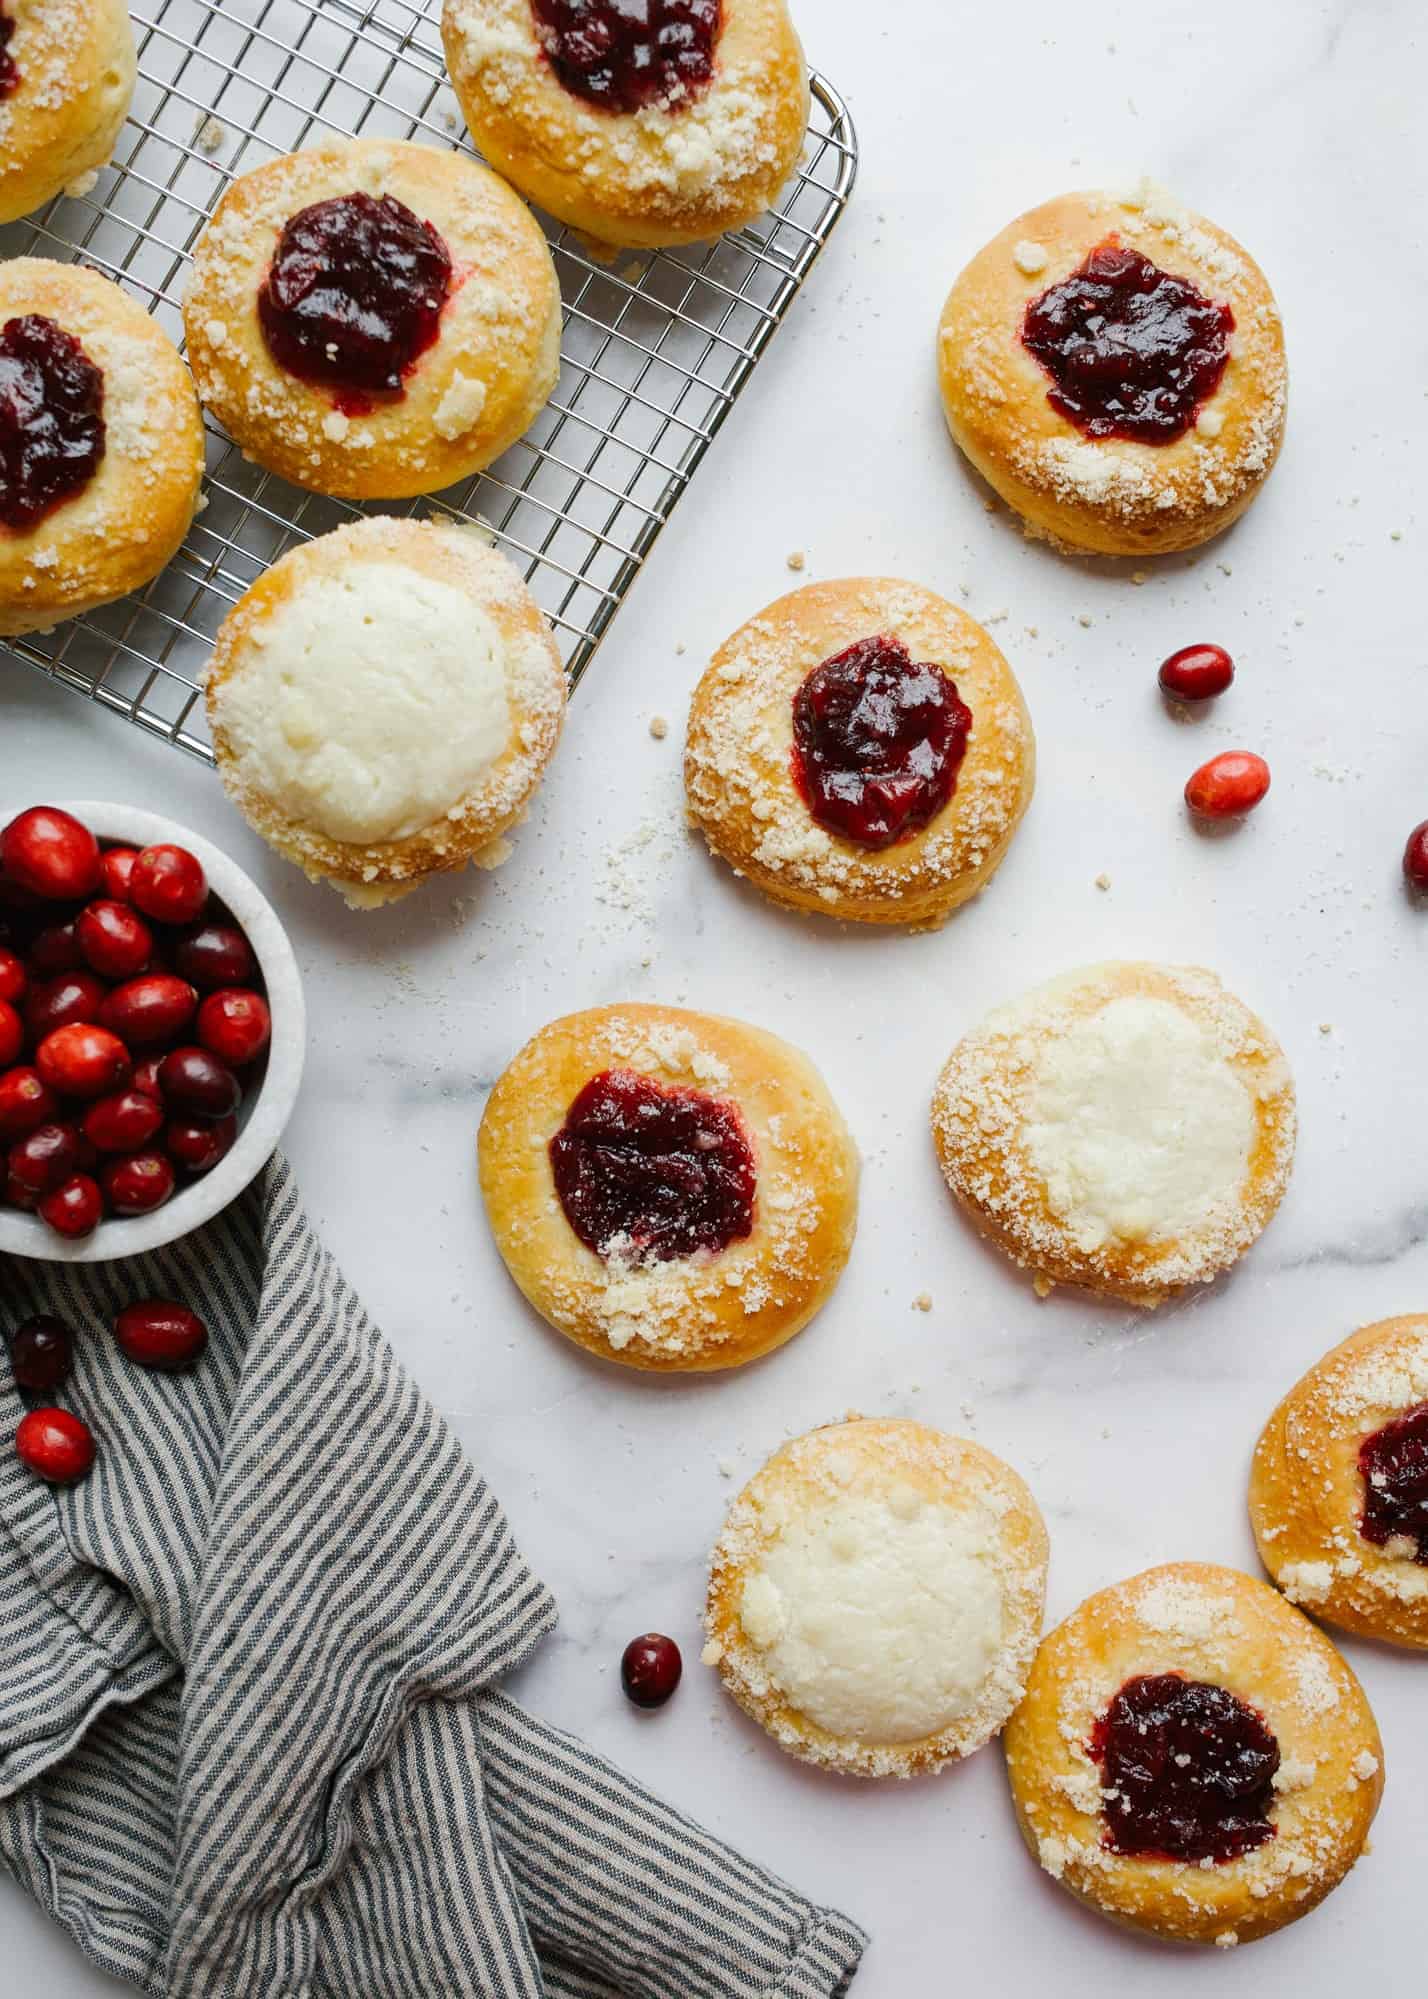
[530,0,721,114]
[1358,1402,1428,1564]
[0,7,18,98]
[0,315,107,534]
[790,635,971,851]
[1090,1673,1279,1863]
[550,1067,755,1263]
[257,192,452,415]
[1022,240,1234,445]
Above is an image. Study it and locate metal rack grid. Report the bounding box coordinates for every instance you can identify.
[1,0,856,762]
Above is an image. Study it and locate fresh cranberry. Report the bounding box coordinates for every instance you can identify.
[129,844,207,926]
[0,7,18,98]
[76,899,152,979]
[25,969,107,1039]
[83,1087,165,1153]
[1358,1403,1428,1563]
[165,1112,236,1174]
[113,1298,207,1371]
[7,1121,84,1193]
[157,1045,241,1118]
[1090,1673,1279,1862]
[0,807,102,902]
[37,1173,103,1238]
[1023,241,1234,445]
[1185,750,1271,819]
[0,1065,58,1139]
[790,634,972,849]
[15,1407,95,1482]
[0,945,24,1004]
[100,846,140,901]
[130,1054,164,1101]
[257,192,452,413]
[196,987,270,1066]
[175,921,256,991]
[29,918,82,973]
[100,1151,175,1216]
[0,998,21,1067]
[531,0,721,113]
[620,1632,683,1708]
[8,1315,74,1393]
[100,972,197,1048]
[0,319,107,532]
[550,1068,756,1262]
[3,1173,38,1210]
[36,1023,131,1099]
[1403,821,1428,892]
[1159,643,1235,702]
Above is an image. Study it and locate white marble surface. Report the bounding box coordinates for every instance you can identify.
[6,0,1428,1989]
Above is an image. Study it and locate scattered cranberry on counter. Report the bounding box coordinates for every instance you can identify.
[1158,642,1234,702]
[100,846,139,902]
[114,1299,207,1371]
[76,899,153,980]
[0,806,102,901]
[101,972,197,1047]
[197,988,271,1067]
[38,1174,104,1237]
[36,1022,131,1099]
[8,1315,75,1393]
[83,1088,165,1153]
[620,1633,683,1709]
[0,998,21,1067]
[1403,820,1428,891]
[175,922,255,991]
[129,843,208,926]
[15,1406,95,1482]
[165,1113,236,1174]
[157,1046,241,1119]
[1184,751,1271,820]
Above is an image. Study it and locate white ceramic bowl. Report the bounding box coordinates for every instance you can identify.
[0,800,305,1263]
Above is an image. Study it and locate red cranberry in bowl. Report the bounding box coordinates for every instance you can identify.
[0,946,25,1004]
[100,973,197,1048]
[76,899,153,979]
[0,998,22,1068]
[1403,820,1428,892]
[130,1055,164,1101]
[29,918,81,974]
[0,807,102,902]
[8,1122,85,1194]
[83,1088,165,1153]
[165,1112,236,1174]
[36,1023,131,1099]
[15,1407,96,1483]
[157,1046,241,1119]
[114,1299,207,1371]
[101,1151,176,1216]
[197,988,270,1067]
[129,843,207,926]
[38,1173,103,1237]
[1158,642,1234,702]
[25,969,106,1040]
[100,846,140,902]
[4,1174,39,1211]
[8,1315,75,1393]
[0,1066,59,1140]
[620,1633,682,1709]
[175,921,256,991]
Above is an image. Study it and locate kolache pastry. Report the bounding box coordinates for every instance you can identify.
[477,1002,858,1370]
[205,516,565,907]
[1004,1563,1384,1948]
[931,961,1295,1307]
[937,183,1287,555]
[0,0,136,225]
[441,0,808,249]
[182,137,561,500]
[684,579,1035,926]
[1,259,204,639]
[705,1417,1048,1777]
[1251,1316,1428,1650]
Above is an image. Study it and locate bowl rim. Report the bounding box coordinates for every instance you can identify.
[0,799,306,1264]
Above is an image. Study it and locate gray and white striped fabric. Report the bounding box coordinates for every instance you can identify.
[0,1157,866,1998]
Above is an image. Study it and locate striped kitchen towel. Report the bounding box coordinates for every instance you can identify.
[0,1156,866,1998]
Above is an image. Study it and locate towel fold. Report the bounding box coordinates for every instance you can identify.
[0,1157,865,1998]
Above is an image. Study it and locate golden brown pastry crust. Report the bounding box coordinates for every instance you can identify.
[0,259,203,639]
[0,0,135,225]
[706,1417,1048,1777]
[684,578,1035,927]
[206,516,565,904]
[937,185,1287,556]
[441,0,808,249]
[930,961,1296,1307]
[1004,1563,1383,1948]
[182,138,560,500]
[477,1003,858,1371]
[1251,1316,1428,1650]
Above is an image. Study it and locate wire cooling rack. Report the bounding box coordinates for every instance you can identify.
[1,0,856,762]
